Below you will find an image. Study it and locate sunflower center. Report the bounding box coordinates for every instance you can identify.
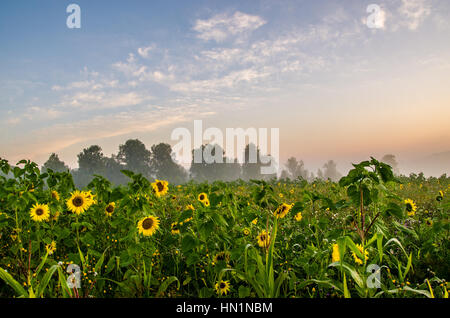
[220,282,226,289]
[199,194,205,201]
[106,205,114,213]
[73,196,84,207]
[142,218,154,230]
[36,208,44,216]
[260,234,266,241]
[406,203,412,212]
[156,182,164,192]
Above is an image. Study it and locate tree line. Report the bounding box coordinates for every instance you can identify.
[35,139,401,187]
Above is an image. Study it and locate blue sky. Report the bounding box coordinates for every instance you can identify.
[1,0,450,174]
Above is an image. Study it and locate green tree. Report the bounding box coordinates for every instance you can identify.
[117,139,152,177]
[150,143,187,184]
[41,153,69,173]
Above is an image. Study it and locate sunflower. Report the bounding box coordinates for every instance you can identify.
[186,204,195,211]
[332,243,340,263]
[243,228,250,236]
[273,203,293,219]
[151,179,169,197]
[83,190,97,206]
[213,251,230,264]
[198,193,208,203]
[436,191,444,202]
[171,222,180,235]
[51,190,60,201]
[352,244,369,265]
[137,216,160,237]
[251,218,258,225]
[203,199,210,207]
[256,230,271,248]
[105,202,115,215]
[66,191,90,215]
[52,211,60,221]
[45,241,56,255]
[425,218,433,226]
[404,199,417,216]
[294,212,303,222]
[215,280,231,296]
[29,203,50,222]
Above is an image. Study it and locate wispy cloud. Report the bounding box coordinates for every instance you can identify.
[193,11,266,42]
[398,0,431,30]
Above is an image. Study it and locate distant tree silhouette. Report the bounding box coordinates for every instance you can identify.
[117,139,152,178]
[150,143,187,184]
[284,157,309,180]
[73,145,106,187]
[322,160,342,182]
[189,144,241,182]
[41,153,69,173]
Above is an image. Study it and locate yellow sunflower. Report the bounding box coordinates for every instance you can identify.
[45,241,56,255]
[243,228,250,236]
[215,280,231,296]
[151,179,169,197]
[213,251,230,264]
[171,222,180,235]
[197,192,208,203]
[52,211,60,221]
[436,191,444,202]
[352,244,369,265]
[186,204,195,211]
[66,191,90,215]
[404,199,417,216]
[83,190,97,206]
[256,230,271,248]
[137,216,160,237]
[105,202,115,216]
[273,203,293,219]
[251,218,258,225]
[29,203,50,222]
[332,243,340,263]
[51,190,60,201]
[294,212,303,221]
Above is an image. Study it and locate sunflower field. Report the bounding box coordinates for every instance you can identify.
[0,157,448,298]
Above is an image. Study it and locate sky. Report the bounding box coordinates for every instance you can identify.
[1,0,450,175]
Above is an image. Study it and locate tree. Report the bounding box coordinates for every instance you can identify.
[189,144,241,182]
[117,139,152,177]
[241,143,263,181]
[73,145,106,187]
[150,143,187,184]
[322,160,342,182]
[41,153,69,173]
[285,157,309,180]
[381,154,400,175]
[103,155,128,185]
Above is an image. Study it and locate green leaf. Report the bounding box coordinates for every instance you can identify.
[181,235,197,253]
[0,267,28,297]
[156,276,179,297]
[37,265,58,297]
[384,203,403,219]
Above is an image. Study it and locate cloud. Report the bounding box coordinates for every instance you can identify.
[170,68,270,93]
[57,91,148,110]
[398,0,431,30]
[193,11,266,42]
[5,105,215,164]
[137,45,154,58]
